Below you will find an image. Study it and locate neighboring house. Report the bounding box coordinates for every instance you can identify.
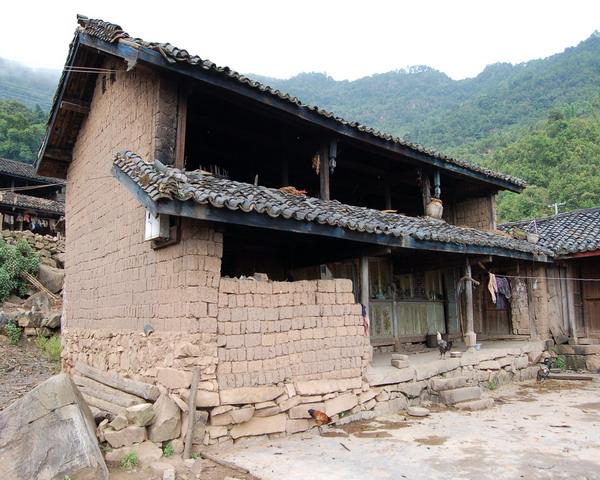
[0,157,65,234]
[501,207,600,340]
[34,16,562,442]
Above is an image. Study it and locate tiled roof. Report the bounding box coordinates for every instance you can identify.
[0,191,64,215]
[114,150,549,257]
[500,208,600,255]
[75,15,526,190]
[0,158,65,184]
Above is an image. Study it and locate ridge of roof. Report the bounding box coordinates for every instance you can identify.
[73,15,526,190]
[112,150,549,258]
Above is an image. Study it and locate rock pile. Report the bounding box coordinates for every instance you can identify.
[0,230,65,268]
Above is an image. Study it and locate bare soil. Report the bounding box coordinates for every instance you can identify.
[0,334,57,410]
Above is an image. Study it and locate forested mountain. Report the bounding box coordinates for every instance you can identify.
[1,32,599,221]
[0,58,58,111]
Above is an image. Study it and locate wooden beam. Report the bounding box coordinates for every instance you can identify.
[319,143,330,200]
[44,148,72,163]
[60,99,90,115]
[175,89,188,169]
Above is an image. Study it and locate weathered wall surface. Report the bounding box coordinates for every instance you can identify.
[216,278,370,389]
[445,195,496,230]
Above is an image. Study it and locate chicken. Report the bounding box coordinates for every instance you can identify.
[308,409,332,426]
[436,331,453,359]
[537,364,550,382]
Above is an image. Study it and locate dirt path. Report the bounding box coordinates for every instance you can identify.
[219,379,600,480]
[0,335,57,410]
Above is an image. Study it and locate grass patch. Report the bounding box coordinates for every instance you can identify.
[191,452,200,460]
[120,451,138,470]
[36,335,62,362]
[162,441,174,458]
[555,355,566,370]
[486,377,499,390]
[6,319,21,345]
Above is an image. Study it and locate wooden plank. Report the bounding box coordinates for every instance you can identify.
[183,367,200,459]
[82,393,126,416]
[60,99,90,115]
[175,89,188,169]
[73,374,146,408]
[547,373,595,381]
[319,144,330,200]
[75,362,160,401]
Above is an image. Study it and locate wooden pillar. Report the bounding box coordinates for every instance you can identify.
[565,264,578,342]
[464,258,476,348]
[175,89,188,170]
[319,143,330,201]
[419,169,431,213]
[384,180,392,210]
[360,256,369,309]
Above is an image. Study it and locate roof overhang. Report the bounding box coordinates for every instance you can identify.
[112,163,547,262]
[37,26,524,193]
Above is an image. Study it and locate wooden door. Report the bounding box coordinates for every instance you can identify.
[582,258,600,335]
[480,276,511,336]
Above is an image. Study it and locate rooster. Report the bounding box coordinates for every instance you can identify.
[537,364,550,382]
[436,331,453,359]
[308,409,332,426]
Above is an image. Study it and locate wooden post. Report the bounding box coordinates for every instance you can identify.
[565,264,578,342]
[419,169,431,213]
[384,179,392,210]
[464,258,476,348]
[319,144,330,201]
[183,367,200,459]
[175,89,188,170]
[360,256,369,310]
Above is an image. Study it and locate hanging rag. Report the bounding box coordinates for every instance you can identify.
[495,276,511,310]
[487,273,497,303]
[361,304,370,336]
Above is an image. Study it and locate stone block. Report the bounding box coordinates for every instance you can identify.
[391,359,410,369]
[278,396,301,412]
[230,414,287,439]
[126,403,155,427]
[586,356,600,373]
[0,374,108,480]
[104,441,162,466]
[478,360,501,370]
[255,406,281,417]
[207,425,228,439]
[157,368,192,389]
[391,353,409,361]
[104,425,146,448]
[397,381,426,398]
[430,376,468,392]
[220,386,283,405]
[407,406,430,417]
[358,390,378,404]
[148,394,181,442]
[439,386,481,405]
[514,355,530,369]
[286,418,311,434]
[366,366,415,386]
[325,393,358,416]
[455,398,495,411]
[289,403,325,419]
[109,413,128,431]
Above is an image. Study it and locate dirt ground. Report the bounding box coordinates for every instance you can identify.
[218,378,600,480]
[0,334,57,410]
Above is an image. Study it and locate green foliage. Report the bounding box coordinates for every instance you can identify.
[162,441,174,458]
[555,355,566,370]
[0,238,40,302]
[6,319,21,345]
[0,100,47,162]
[120,451,138,470]
[36,335,62,362]
[486,377,499,390]
[191,452,200,460]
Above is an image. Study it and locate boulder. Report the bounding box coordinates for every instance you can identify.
[109,413,128,431]
[104,425,146,448]
[104,441,162,465]
[126,403,155,427]
[37,264,65,294]
[41,311,62,329]
[23,291,52,313]
[148,394,181,442]
[0,373,108,480]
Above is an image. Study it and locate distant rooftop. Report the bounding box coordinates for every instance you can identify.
[0,157,65,185]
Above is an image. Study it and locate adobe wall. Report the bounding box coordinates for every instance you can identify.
[216,277,370,389]
[445,195,496,230]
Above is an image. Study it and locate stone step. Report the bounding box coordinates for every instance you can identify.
[455,398,495,411]
[439,386,481,405]
[430,376,468,392]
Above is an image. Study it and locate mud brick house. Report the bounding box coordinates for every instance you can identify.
[0,157,64,234]
[35,16,562,444]
[502,207,600,341]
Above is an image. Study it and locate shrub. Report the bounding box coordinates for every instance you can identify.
[486,377,499,390]
[6,319,21,345]
[120,451,138,470]
[0,238,39,302]
[36,335,62,361]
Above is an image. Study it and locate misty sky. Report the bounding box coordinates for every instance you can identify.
[1,0,598,80]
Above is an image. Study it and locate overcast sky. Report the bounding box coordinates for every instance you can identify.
[1,0,598,80]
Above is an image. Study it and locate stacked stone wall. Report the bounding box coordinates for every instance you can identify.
[0,229,64,261]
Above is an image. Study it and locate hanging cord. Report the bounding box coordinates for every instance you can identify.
[500,274,600,282]
[0,183,65,193]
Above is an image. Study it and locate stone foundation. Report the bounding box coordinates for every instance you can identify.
[555,344,600,372]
